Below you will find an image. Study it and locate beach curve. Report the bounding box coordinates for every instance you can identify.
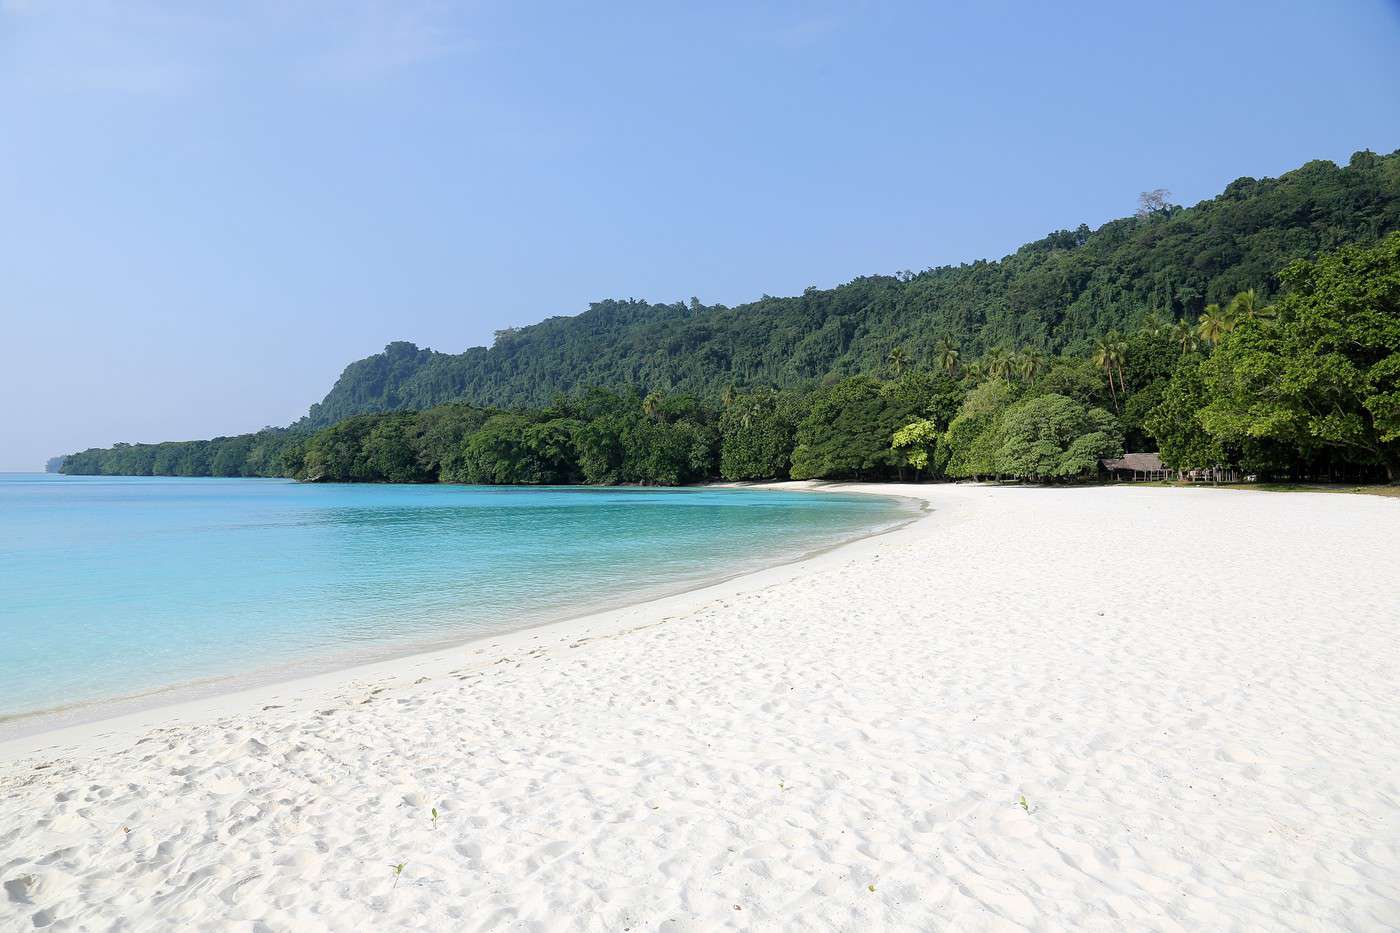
[2,483,1398,930]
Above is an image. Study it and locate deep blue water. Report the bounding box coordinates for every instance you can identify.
[0,475,909,721]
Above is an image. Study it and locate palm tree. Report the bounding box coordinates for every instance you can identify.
[983,347,1013,381]
[935,337,961,377]
[1110,332,1128,397]
[721,384,737,408]
[1228,288,1274,323]
[1140,310,1167,337]
[887,346,909,378]
[1015,348,1046,383]
[642,390,664,421]
[1093,335,1123,409]
[1197,303,1233,345]
[1171,319,1199,354]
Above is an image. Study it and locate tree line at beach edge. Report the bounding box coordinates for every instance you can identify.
[60,233,1400,485]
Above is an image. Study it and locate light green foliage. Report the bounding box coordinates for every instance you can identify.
[943,379,1017,478]
[995,395,1124,480]
[891,419,948,476]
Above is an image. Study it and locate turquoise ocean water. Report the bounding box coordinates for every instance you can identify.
[0,475,910,724]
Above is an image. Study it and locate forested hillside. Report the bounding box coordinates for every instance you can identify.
[62,230,1400,486]
[301,150,1400,427]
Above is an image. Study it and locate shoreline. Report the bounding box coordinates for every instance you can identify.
[0,481,927,761]
[4,482,1397,929]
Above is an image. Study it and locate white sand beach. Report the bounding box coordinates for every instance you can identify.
[2,483,1398,931]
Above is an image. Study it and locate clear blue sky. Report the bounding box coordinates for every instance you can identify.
[4,1,1399,470]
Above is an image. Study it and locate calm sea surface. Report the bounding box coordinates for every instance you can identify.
[0,475,911,723]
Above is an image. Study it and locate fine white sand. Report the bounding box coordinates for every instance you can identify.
[2,483,1398,931]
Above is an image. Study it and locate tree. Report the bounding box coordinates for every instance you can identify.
[984,347,1015,381]
[1171,319,1199,354]
[935,337,961,377]
[1136,188,1172,218]
[995,394,1124,481]
[642,391,664,421]
[887,346,909,377]
[1092,334,1125,408]
[1016,348,1047,383]
[944,379,1017,479]
[892,419,948,477]
[1196,303,1233,345]
[790,377,920,480]
[1227,288,1272,323]
[719,390,798,480]
[363,414,430,483]
[1199,234,1400,481]
[1143,358,1226,471]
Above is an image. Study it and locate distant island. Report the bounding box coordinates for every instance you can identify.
[60,151,1400,486]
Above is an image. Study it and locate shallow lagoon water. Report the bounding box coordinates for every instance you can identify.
[0,475,910,722]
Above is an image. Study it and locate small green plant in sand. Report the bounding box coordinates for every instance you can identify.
[868,883,877,893]
[392,862,406,888]
[1018,795,1030,813]
[431,807,439,829]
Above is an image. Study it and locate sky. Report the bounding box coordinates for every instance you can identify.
[3,1,1400,470]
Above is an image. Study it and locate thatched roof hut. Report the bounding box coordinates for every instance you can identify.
[1101,452,1170,480]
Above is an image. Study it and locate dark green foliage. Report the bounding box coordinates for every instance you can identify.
[1198,233,1400,480]
[363,414,434,483]
[1143,359,1224,471]
[299,151,1400,427]
[61,429,301,479]
[1026,358,1108,408]
[790,377,923,480]
[61,165,1400,490]
[719,390,799,481]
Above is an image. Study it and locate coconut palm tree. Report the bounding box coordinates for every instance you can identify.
[1140,310,1167,337]
[984,347,1014,381]
[721,383,737,408]
[887,346,909,377]
[1228,288,1274,323]
[1171,319,1199,354]
[642,391,664,420]
[1197,303,1233,345]
[1016,348,1046,383]
[935,337,960,377]
[1110,332,1128,396]
[1093,335,1122,408]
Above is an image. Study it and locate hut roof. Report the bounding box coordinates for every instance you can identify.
[1102,452,1165,472]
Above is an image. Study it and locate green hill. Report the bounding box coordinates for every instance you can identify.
[301,150,1400,428]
